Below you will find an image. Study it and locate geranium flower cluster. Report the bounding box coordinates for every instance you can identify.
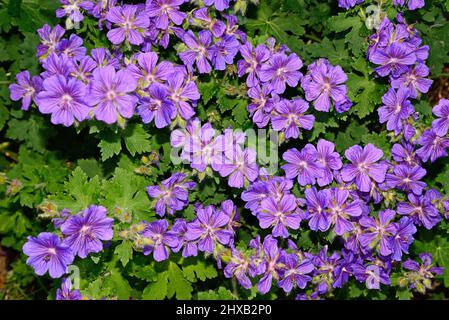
[15,0,446,300]
[337,0,425,10]
[123,133,445,298]
[171,120,259,187]
[366,14,449,164]
[23,205,113,279]
[237,40,352,136]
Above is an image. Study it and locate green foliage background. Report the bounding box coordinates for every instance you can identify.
[0,0,449,300]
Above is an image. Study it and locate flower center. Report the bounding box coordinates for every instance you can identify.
[106,90,117,100]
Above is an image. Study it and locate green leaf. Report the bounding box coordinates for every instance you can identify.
[77,159,103,178]
[104,269,132,300]
[167,262,193,300]
[197,287,237,300]
[102,168,150,222]
[182,260,218,282]
[123,124,152,157]
[347,74,385,119]
[335,121,369,153]
[114,241,134,267]
[142,271,168,300]
[395,288,413,300]
[47,167,102,212]
[198,79,218,104]
[98,130,122,161]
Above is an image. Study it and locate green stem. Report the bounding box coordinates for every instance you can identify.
[303,33,321,43]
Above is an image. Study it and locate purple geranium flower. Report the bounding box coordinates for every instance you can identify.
[35,75,90,127]
[278,254,314,293]
[192,7,226,38]
[57,34,87,61]
[127,52,174,89]
[370,43,417,77]
[137,83,176,128]
[385,164,426,195]
[37,24,65,58]
[259,53,303,94]
[327,188,363,236]
[224,247,252,289]
[391,64,432,98]
[402,253,443,293]
[141,219,180,261]
[390,216,417,261]
[146,172,196,217]
[60,205,113,258]
[391,142,420,167]
[56,278,82,300]
[91,48,120,69]
[378,87,414,135]
[204,0,231,11]
[209,35,240,71]
[305,187,330,232]
[179,30,213,74]
[337,0,364,9]
[41,53,74,78]
[146,0,186,30]
[257,194,301,238]
[86,66,138,124]
[22,232,74,278]
[177,121,224,172]
[237,42,270,87]
[69,56,96,82]
[316,139,342,186]
[168,218,198,257]
[359,209,397,257]
[416,129,449,163]
[394,0,425,10]
[247,84,277,128]
[9,71,42,111]
[241,177,293,215]
[341,144,388,192]
[185,205,233,253]
[56,0,91,23]
[271,98,315,139]
[106,5,150,45]
[167,71,200,120]
[397,192,441,229]
[257,235,283,294]
[432,98,449,137]
[352,264,390,290]
[219,146,259,188]
[403,252,443,276]
[282,144,325,186]
[301,59,349,112]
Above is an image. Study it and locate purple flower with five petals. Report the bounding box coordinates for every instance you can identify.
[257,194,301,238]
[185,205,233,253]
[341,144,388,192]
[60,205,114,258]
[35,75,90,127]
[22,232,74,278]
[432,99,449,137]
[259,53,303,94]
[9,71,42,111]
[106,5,150,45]
[271,98,315,139]
[282,144,325,186]
[141,219,180,261]
[146,0,186,30]
[86,66,138,124]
